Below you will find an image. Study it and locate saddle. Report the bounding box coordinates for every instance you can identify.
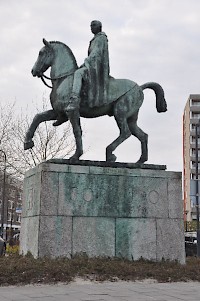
[81,77,137,108]
[107,77,137,103]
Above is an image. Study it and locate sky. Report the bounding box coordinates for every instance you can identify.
[0,0,200,172]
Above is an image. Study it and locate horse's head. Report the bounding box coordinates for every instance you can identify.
[32,39,78,80]
[31,39,54,77]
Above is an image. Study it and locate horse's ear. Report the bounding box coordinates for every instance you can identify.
[43,38,51,48]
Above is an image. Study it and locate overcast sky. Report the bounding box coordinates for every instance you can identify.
[0,0,200,172]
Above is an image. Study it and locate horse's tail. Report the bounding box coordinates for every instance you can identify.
[140,82,167,113]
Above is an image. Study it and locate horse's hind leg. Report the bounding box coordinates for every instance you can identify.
[128,113,148,163]
[106,114,131,162]
[24,110,58,150]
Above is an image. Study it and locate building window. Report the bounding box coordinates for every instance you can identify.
[190,136,200,144]
[16,214,21,223]
[8,200,14,210]
[16,202,22,209]
[17,192,22,201]
[7,212,12,221]
[9,189,16,198]
[191,149,200,157]
[191,100,200,106]
[192,112,200,118]
[191,162,200,169]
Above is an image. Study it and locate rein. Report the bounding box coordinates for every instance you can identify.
[41,76,52,88]
[40,70,75,89]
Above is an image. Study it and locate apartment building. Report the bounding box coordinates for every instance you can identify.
[0,172,22,237]
[183,94,200,222]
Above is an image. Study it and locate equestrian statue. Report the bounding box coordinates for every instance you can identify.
[24,20,167,163]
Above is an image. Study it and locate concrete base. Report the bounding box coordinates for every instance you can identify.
[20,160,185,263]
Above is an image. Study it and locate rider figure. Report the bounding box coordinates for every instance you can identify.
[66,20,110,111]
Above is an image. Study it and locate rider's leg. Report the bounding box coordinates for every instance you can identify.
[67,67,87,111]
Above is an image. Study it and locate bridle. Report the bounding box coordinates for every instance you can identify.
[40,69,75,89]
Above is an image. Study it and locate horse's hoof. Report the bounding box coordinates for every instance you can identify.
[24,140,34,150]
[106,154,117,162]
[69,155,80,163]
[69,158,79,164]
[69,158,78,163]
[135,160,143,165]
[136,157,147,164]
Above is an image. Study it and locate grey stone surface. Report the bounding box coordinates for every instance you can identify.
[168,177,183,218]
[73,217,115,257]
[1,281,200,301]
[116,218,157,260]
[22,172,41,217]
[58,171,169,218]
[21,161,185,263]
[156,219,185,263]
[20,216,39,257]
[40,171,59,215]
[39,216,72,257]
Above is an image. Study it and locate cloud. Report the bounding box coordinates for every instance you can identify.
[0,0,200,171]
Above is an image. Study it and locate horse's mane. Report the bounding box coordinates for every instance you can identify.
[49,40,78,67]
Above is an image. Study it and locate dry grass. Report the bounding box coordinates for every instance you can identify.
[0,253,200,286]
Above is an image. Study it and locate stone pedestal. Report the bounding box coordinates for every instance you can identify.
[20,160,185,263]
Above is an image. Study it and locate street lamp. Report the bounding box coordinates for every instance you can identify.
[0,150,6,239]
[184,210,189,232]
[195,121,200,256]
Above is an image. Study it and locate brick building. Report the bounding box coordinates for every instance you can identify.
[0,172,22,238]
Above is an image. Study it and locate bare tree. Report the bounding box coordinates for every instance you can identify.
[0,103,15,147]
[0,99,76,179]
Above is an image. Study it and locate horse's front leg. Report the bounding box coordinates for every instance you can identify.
[24,110,57,150]
[67,110,83,161]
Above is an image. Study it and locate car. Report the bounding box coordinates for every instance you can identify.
[185,232,197,256]
[0,237,6,256]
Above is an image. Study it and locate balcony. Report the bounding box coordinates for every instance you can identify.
[191,168,200,175]
[190,118,200,125]
[191,105,200,112]
[190,156,200,162]
[190,142,200,149]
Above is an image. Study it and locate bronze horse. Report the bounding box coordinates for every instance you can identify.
[24,39,167,163]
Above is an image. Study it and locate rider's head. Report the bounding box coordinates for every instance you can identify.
[90,20,102,34]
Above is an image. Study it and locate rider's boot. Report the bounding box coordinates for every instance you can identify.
[66,93,81,111]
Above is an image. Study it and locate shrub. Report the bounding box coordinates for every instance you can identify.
[6,244,19,255]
